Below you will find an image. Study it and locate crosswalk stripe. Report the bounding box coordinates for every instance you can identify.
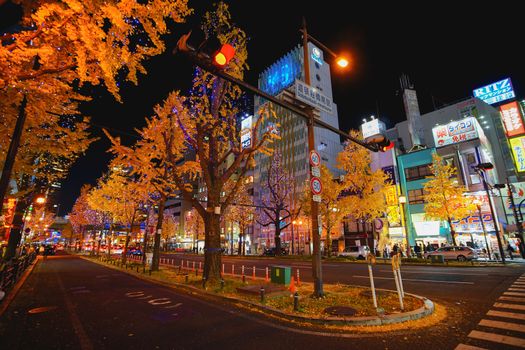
[488,310,525,320]
[500,296,525,302]
[509,288,525,292]
[479,319,525,333]
[454,344,487,350]
[504,292,525,297]
[468,330,525,348]
[494,302,525,311]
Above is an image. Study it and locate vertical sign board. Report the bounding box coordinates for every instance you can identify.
[509,136,525,172]
[500,102,525,137]
[473,78,515,105]
[240,116,253,149]
[295,80,333,114]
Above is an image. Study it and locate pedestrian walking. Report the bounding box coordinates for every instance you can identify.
[392,243,399,256]
[507,242,515,260]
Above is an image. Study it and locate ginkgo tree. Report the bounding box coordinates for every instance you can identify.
[302,165,350,257]
[423,153,476,245]
[224,180,255,256]
[337,130,390,252]
[1,0,192,260]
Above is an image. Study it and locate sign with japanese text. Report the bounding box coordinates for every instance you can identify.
[432,117,479,148]
[2,198,16,228]
[361,119,385,139]
[473,78,515,105]
[510,136,525,172]
[500,101,525,137]
[295,80,333,114]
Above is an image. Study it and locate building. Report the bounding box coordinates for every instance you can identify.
[252,43,344,253]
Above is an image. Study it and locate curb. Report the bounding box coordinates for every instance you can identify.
[0,257,39,317]
[82,255,434,327]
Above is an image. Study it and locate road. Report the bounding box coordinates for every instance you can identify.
[1,254,524,349]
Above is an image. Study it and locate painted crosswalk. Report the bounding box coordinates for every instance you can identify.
[456,273,525,349]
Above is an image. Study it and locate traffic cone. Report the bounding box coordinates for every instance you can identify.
[289,276,296,294]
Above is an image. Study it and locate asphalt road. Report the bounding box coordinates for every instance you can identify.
[1,254,525,349]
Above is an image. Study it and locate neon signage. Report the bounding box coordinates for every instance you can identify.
[432,117,479,147]
[500,101,525,137]
[473,78,515,105]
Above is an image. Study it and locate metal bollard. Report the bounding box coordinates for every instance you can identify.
[221,279,225,290]
[195,266,198,276]
[260,287,265,303]
[202,277,207,289]
[185,274,189,283]
[293,292,299,311]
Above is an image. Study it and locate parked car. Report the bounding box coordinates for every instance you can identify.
[424,246,478,261]
[338,246,370,259]
[262,247,288,256]
[43,245,56,256]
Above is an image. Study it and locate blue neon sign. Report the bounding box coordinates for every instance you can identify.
[259,47,302,96]
[473,78,515,105]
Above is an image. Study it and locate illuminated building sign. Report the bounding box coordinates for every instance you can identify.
[295,80,333,114]
[452,214,495,233]
[432,117,479,147]
[500,101,525,137]
[311,46,323,65]
[361,119,386,139]
[240,116,252,149]
[510,136,525,172]
[259,47,302,96]
[473,78,515,105]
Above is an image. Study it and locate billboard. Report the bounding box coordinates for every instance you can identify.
[473,78,515,105]
[509,136,525,172]
[432,117,479,147]
[361,119,386,139]
[295,80,333,114]
[500,101,525,137]
[240,116,252,150]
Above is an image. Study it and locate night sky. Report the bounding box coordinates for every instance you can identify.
[2,1,524,214]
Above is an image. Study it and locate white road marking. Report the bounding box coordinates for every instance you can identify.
[509,288,525,292]
[499,296,525,302]
[468,330,525,348]
[488,310,525,320]
[493,302,525,311]
[378,269,486,276]
[454,344,487,350]
[352,275,474,285]
[125,291,145,297]
[479,319,525,333]
[164,303,183,309]
[504,292,525,297]
[137,295,153,300]
[148,298,172,305]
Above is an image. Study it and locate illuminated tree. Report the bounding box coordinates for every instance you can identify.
[423,153,476,245]
[185,208,204,251]
[1,0,192,260]
[337,130,390,251]
[140,3,278,283]
[257,152,294,256]
[224,180,255,255]
[24,206,55,241]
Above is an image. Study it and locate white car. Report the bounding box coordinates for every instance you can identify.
[338,246,370,260]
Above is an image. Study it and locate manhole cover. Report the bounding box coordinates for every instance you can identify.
[323,306,357,316]
[28,306,58,314]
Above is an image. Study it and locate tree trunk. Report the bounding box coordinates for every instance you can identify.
[122,229,131,265]
[237,229,243,256]
[448,217,457,246]
[203,211,222,284]
[151,196,166,271]
[326,224,332,258]
[142,218,149,267]
[106,224,113,258]
[3,199,28,261]
[274,225,282,256]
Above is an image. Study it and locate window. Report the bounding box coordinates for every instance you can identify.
[405,164,432,181]
[408,188,425,204]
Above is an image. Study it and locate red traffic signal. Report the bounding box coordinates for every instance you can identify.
[366,134,394,152]
[213,43,235,68]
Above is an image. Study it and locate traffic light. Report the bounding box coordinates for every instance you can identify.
[175,31,235,70]
[366,134,394,152]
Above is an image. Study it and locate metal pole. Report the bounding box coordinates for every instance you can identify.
[291,222,295,255]
[480,171,505,263]
[478,205,491,260]
[302,18,323,297]
[507,179,525,258]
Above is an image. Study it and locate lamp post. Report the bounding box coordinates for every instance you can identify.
[473,199,491,260]
[398,195,411,257]
[473,163,505,263]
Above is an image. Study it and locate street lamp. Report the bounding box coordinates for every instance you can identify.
[398,195,410,257]
[473,163,505,263]
[473,198,491,260]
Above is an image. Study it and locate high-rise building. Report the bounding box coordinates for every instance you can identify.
[252,43,344,252]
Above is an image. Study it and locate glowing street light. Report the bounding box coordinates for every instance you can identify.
[35,196,46,204]
[335,57,349,68]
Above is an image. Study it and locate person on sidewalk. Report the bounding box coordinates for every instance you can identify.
[507,242,515,260]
